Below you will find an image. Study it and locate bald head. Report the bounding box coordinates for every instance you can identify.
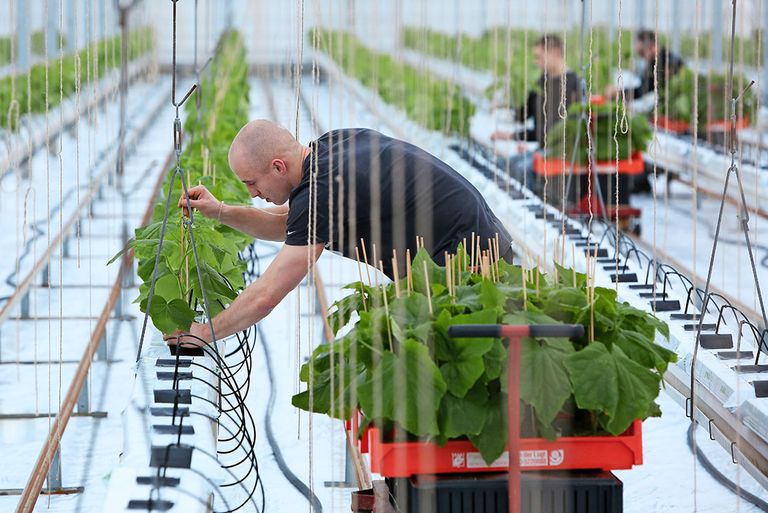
[228,119,300,176]
[228,120,308,204]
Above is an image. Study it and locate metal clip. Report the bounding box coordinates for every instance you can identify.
[173,118,182,154]
[731,441,739,464]
[708,418,716,440]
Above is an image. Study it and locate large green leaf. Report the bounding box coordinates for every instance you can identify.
[520,337,575,426]
[435,309,498,397]
[438,382,489,440]
[147,296,197,334]
[565,343,661,435]
[468,390,507,464]
[357,339,447,437]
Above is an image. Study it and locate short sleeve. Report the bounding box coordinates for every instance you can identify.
[285,185,330,246]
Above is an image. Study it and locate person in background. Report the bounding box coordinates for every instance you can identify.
[490,34,581,189]
[605,29,684,101]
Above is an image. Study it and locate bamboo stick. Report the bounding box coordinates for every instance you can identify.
[359,238,373,286]
[391,250,401,299]
[406,249,413,294]
[423,261,433,314]
[470,232,475,272]
[354,247,368,311]
[462,237,468,272]
[522,253,528,311]
[379,260,393,351]
[572,242,577,288]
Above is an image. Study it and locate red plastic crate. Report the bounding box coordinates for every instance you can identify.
[532,151,644,176]
[652,115,690,134]
[363,420,642,478]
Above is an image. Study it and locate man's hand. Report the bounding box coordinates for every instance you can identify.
[163,323,211,347]
[490,130,515,142]
[604,85,619,100]
[179,185,222,219]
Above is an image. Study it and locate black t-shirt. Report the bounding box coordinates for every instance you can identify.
[630,48,684,98]
[518,70,582,146]
[285,128,513,278]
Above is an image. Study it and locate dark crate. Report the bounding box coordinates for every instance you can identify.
[388,470,622,513]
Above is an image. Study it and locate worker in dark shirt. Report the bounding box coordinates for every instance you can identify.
[491,34,581,146]
[174,121,514,344]
[606,29,684,100]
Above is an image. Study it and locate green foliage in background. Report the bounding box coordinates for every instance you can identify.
[293,247,674,465]
[114,31,253,334]
[658,67,757,124]
[547,102,652,164]
[312,29,475,136]
[0,27,153,130]
[402,27,633,107]
[0,30,67,67]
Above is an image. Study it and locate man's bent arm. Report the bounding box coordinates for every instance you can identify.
[195,243,324,342]
[218,203,289,241]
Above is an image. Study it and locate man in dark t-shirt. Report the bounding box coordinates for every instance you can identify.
[605,29,684,100]
[176,120,513,344]
[491,34,581,146]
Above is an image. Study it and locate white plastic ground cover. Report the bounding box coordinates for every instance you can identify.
[0,55,155,174]
[306,49,768,506]
[0,75,173,302]
[0,91,182,512]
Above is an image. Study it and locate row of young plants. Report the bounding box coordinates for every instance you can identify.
[312,29,475,136]
[293,247,675,465]
[114,30,253,335]
[658,67,757,125]
[0,31,68,67]
[0,27,153,130]
[402,27,633,108]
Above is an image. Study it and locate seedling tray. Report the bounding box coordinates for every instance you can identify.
[532,151,644,176]
[362,420,642,478]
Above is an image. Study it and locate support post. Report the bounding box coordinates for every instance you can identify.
[41,263,50,288]
[95,331,107,361]
[20,290,30,319]
[76,372,90,413]
[46,448,62,491]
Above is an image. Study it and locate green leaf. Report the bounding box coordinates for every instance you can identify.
[435,309,498,397]
[438,382,489,439]
[147,296,197,334]
[520,337,575,426]
[565,343,661,435]
[468,390,507,464]
[357,339,447,437]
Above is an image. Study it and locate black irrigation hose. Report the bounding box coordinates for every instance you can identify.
[686,423,768,512]
[257,324,324,513]
[248,243,324,512]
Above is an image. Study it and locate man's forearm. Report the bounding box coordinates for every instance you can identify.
[218,203,288,241]
[204,280,278,341]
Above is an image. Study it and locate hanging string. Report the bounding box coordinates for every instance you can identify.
[612,0,626,290]
[558,0,568,242]
[541,1,549,264]
[690,2,702,507]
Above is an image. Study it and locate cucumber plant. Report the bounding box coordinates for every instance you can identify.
[312,29,475,136]
[0,27,153,130]
[112,31,253,334]
[293,247,674,465]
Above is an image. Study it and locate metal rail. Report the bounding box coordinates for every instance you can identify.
[0,80,165,326]
[14,147,173,513]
